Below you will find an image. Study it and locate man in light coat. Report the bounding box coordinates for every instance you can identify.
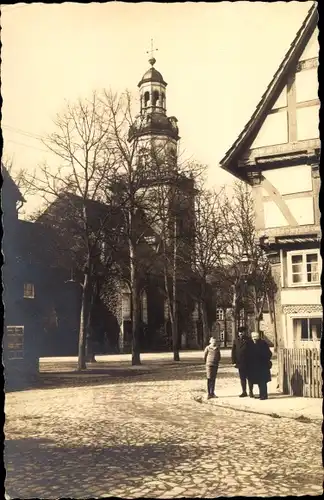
[204,337,221,399]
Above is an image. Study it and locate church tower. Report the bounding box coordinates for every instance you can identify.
[128,49,196,256]
[128,52,180,168]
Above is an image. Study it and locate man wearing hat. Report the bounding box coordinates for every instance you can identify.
[231,326,254,397]
[250,331,272,400]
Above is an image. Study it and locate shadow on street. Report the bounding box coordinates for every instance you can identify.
[5,436,204,499]
[5,358,237,392]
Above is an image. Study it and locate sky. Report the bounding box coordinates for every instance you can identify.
[1,1,314,216]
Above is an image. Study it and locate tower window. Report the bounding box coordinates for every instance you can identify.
[152,90,159,107]
[161,92,165,107]
[144,91,150,107]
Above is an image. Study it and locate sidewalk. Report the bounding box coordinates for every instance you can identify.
[202,363,322,422]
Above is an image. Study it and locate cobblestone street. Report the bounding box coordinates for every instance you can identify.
[5,357,323,498]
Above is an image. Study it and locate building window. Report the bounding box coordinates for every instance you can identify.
[6,326,24,359]
[152,90,159,107]
[121,283,131,320]
[293,317,322,342]
[141,290,148,323]
[219,330,225,342]
[144,91,150,107]
[24,283,35,299]
[216,308,224,321]
[288,250,321,286]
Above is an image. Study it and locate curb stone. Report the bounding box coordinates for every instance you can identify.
[190,394,322,422]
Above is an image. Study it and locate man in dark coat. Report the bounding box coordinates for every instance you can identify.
[232,326,254,397]
[250,331,272,400]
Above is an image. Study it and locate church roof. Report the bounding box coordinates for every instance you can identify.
[128,112,179,141]
[138,67,167,87]
[219,3,318,181]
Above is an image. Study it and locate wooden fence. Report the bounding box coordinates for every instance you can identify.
[278,348,322,398]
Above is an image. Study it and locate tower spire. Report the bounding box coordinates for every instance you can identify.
[146,38,158,66]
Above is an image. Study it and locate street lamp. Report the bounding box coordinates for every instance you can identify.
[240,252,253,282]
[239,252,255,333]
[231,253,253,339]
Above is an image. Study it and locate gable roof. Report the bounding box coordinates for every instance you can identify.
[1,164,26,203]
[37,191,112,223]
[219,3,318,181]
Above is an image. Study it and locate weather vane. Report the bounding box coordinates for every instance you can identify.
[146,38,158,66]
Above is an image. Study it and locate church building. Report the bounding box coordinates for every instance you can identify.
[219,4,320,350]
[34,53,198,356]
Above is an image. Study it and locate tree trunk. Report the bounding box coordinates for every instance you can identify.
[78,270,89,371]
[172,220,180,361]
[85,284,96,363]
[130,239,141,366]
[224,308,227,348]
[201,300,209,346]
[164,261,179,361]
[255,314,261,334]
[232,285,237,340]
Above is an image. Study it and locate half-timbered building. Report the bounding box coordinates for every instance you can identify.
[219,4,321,351]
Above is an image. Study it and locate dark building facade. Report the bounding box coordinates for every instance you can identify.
[2,166,42,387]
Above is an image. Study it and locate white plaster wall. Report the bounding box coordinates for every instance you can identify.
[285,197,314,225]
[261,165,312,196]
[295,68,318,103]
[263,195,314,229]
[263,201,289,228]
[252,185,265,230]
[251,111,288,149]
[296,105,320,140]
[281,288,321,306]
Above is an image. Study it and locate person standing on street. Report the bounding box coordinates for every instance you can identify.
[231,326,254,398]
[250,331,272,400]
[204,337,221,399]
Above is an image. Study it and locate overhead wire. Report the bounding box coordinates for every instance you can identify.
[5,139,50,154]
[2,124,46,141]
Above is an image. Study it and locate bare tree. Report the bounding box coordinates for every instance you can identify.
[144,172,183,361]
[194,185,229,345]
[224,181,276,337]
[246,258,277,339]
[1,155,36,216]
[98,90,177,365]
[22,91,118,370]
[20,87,205,367]
[140,141,205,361]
